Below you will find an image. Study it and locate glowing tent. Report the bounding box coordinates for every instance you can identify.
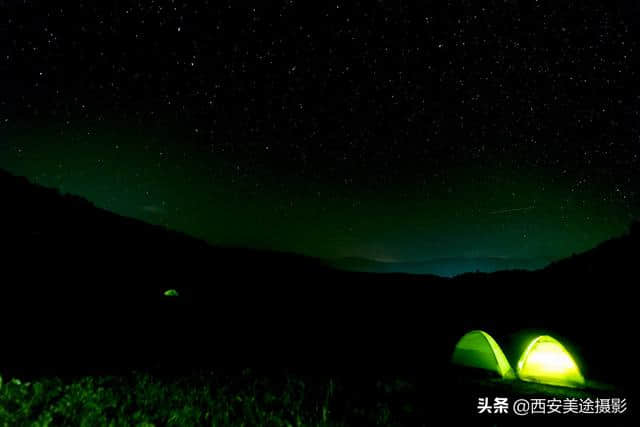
[163,289,179,297]
[451,330,516,379]
[517,335,585,388]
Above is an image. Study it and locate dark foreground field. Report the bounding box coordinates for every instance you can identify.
[0,367,631,425]
[0,268,634,425]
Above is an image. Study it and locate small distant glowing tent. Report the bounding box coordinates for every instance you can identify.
[163,289,179,297]
[451,330,516,379]
[517,335,585,388]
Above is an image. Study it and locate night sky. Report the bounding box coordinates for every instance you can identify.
[2,1,639,273]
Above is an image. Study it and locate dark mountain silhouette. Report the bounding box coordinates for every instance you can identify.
[1,168,335,293]
[542,224,640,280]
[0,169,636,394]
[331,255,558,277]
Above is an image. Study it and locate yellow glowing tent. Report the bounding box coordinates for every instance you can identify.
[451,330,516,379]
[517,335,585,388]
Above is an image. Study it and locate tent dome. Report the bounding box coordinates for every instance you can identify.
[451,330,515,379]
[517,335,585,388]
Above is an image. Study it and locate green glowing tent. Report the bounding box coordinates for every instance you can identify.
[451,330,516,379]
[163,289,179,297]
[517,335,585,388]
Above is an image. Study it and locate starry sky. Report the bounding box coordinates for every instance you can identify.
[1,1,638,272]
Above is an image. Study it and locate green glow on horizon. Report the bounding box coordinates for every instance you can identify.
[451,330,516,379]
[0,124,635,266]
[163,289,179,297]
[517,335,585,388]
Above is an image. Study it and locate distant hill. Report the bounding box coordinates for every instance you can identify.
[331,255,559,277]
[541,223,640,281]
[331,225,640,278]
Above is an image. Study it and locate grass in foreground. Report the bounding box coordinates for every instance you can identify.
[0,369,412,426]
